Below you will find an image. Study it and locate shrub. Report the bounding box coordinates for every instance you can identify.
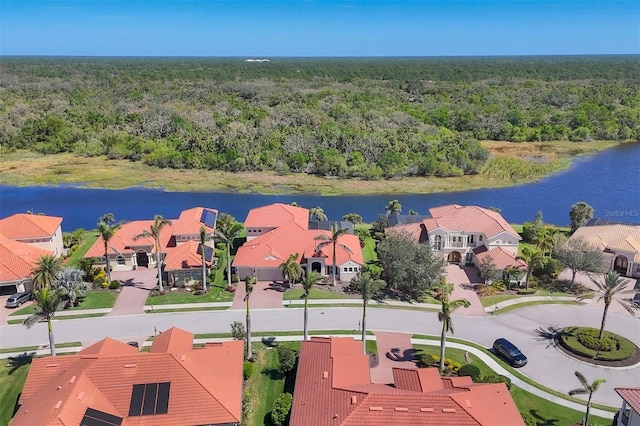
[193,290,204,296]
[270,393,293,426]
[457,364,481,381]
[231,273,240,283]
[521,412,537,426]
[243,361,254,380]
[483,374,512,390]
[418,354,438,367]
[108,280,121,290]
[242,390,251,419]
[533,257,560,278]
[230,321,246,341]
[477,285,498,297]
[432,355,440,364]
[517,288,537,295]
[277,346,297,376]
[558,327,636,361]
[452,362,462,371]
[444,358,452,366]
[490,280,506,292]
[576,329,617,352]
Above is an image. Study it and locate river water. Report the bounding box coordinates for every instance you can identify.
[1,143,639,230]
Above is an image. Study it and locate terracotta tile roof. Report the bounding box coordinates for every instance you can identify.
[164,240,210,271]
[12,328,243,426]
[425,205,520,240]
[84,220,159,258]
[0,214,62,239]
[149,327,195,354]
[244,203,308,228]
[572,224,640,253]
[0,234,52,282]
[290,336,524,426]
[171,207,218,236]
[385,222,429,243]
[307,231,365,266]
[616,387,640,413]
[474,247,527,270]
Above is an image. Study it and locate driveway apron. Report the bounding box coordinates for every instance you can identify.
[445,264,486,317]
[107,269,158,316]
[370,331,416,384]
[230,281,284,310]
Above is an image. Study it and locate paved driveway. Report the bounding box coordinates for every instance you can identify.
[230,280,284,310]
[107,268,158,316]
[370,331,416,384]
[0,295,34,325]
[445,264,486,317]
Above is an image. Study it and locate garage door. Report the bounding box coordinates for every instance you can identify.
[0,284,18,296]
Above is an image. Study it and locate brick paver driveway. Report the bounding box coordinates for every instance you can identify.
[445,264,486,316]
[107,268,158,316]
[370,331,416,384]
[230,280,285,310]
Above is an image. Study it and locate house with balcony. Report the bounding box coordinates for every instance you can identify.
[84,207,218,286]
[387,204,526,285]
[615,387,640,426]
[234,203,363,283]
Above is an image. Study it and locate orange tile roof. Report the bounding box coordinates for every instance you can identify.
[0,214,62,239]
[12,328,243,426]
[616,387,640,413]
[164,240,210,271]
[425,205,520,240]
[385,222,429,243]
[85,219,174,258]
[474,247,526,270]
[171,207,218,236]
[244,203,308,228]
[0,234,52,282]
[290,336,524,426]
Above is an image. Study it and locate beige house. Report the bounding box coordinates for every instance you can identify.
[0,214,64,257]
[570,224,640,278]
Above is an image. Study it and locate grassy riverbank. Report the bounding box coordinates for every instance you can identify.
[0,141,620,195]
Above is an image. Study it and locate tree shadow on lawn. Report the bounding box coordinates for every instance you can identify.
[530,409,562,426]
[7,353,34,374]
[533,325,562,349]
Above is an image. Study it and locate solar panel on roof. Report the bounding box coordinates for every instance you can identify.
[200,209,217,228]
[142,382,158,416]
[156,382,171,415]
[197,244,215,262]
[128,384,145,416]
[81,408,123,426]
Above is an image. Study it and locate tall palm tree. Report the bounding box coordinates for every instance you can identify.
[31,254,63,289]
[534,227,555,257]
[385,199,402,217]
[310,206,327,225]
[580,271,639,340]
[54,267,89,308]
[97,213,122,284]
[517,246,546,290]
[215,220,245,288]
[350,270,385,354]
[568,371,605,426]
[244,275,257,360]
[504,265,523,291]
[315,222,352,286]
[434,280,470,371]
[301,271,322,341]
[134,215,172,292]
[199,227,215,292]
[23,287,65,356]
[279,253,302,288]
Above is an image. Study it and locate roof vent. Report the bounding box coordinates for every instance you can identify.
[180,354,186,362]
[56,386,62,391]
[69,376,77,384]
[443,408,457,413]
[124,364,137,368]
[351,396,357,404]
[54,401,62,410]
[465,399,472,408]
[77,392,85,401]
[369,407,383,411]
[46,363,58,368]
[394,407,408,412]
[420,408,434,413]
[322,371,328,379]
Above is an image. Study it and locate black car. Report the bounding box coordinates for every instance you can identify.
[493,338,528,367]
[5,291,32,308]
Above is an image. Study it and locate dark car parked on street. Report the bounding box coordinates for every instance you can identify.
[493,338,528,367]
[5,291,32,308]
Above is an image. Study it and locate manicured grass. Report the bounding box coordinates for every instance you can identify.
[65,231,100,267]
[146,282,234,305]
[191,330,373,340]
[282,287,352,300]
[559,326,637,361]
[480,294,534,307]
[146,307,228,314]
[518,241,536,257]
[491,300,580,315]
[244,346,286,426]
[7,313,106,324]
[9,290,118,316]
[0,342,82,355]
[0,362,30,426]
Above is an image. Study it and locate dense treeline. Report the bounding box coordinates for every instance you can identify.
[1,56,638,179]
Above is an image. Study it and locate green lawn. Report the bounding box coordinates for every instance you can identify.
[282,287,353,300]
[146,281,234,305]
[491,300,580,315]
[65,231,100,267]
[9,289,118,316]
[0,362,30,425]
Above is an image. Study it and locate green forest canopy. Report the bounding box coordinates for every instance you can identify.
[1,56,638,180]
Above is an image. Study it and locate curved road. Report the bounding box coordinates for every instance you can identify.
[1,303,637,407]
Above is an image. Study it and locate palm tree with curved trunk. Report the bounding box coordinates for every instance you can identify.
[279,253,302,288]
[315,222,352,286]
[301,271,322,341]
[134,215,172,292]
[568,371,605,426]
[97,213,122,284]
[385,199,402,217]
[350,270,385,354]
[244,275,257,360]
[199,227,215,292]
[434,280,470,371]
[23,287,65,356]
[517,246,546,290]
[580,271,639,340]
[31,254,63,289]
[215,220,245,288]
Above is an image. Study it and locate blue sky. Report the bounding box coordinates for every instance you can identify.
[1,1,638,56]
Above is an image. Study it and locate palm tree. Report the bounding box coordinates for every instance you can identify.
[199,227,215,292]
[279,253,302,288]
[244,275,257,360]
[504,265,523,291]
[434,280,470,371]
[97,213,122,284]
[23,287,65,356]
[315,222,352,286]
[581,271,639,340]
[517,246,546,290]
[31,254,63,289]
[301,271,322,341]
[134,215,172,292]
[310,206,327,225]
[342,213,363,225]
[350,270,385,354]
[534,227,555,257]
[385,199,402,217]
[76,256,99,282]
[568,371,605,426]
[54,267,89,308]
[215,220,245,288]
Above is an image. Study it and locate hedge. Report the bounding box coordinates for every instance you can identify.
[558,326,637,361]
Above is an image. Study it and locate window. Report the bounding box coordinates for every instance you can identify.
[468,235,474,244]
[479,235,483,241]
[129,382,171,417]
[433,235,442,250]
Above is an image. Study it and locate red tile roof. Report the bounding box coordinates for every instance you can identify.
[244,203,308,228]
[171,207,218,236]
[0,214,62,239]
[84,220,160,258]
[12,327,243,426]
[164,240,210,271]
[425,205,520,240]
[290,337,524,426]
[474,247,526,270]
[0,234,52,282]
[616,387,640,413]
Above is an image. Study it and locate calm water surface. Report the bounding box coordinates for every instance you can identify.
[1,143,639,230]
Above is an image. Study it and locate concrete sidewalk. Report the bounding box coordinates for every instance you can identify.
[483,295,587,313]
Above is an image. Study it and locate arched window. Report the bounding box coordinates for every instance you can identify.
[434,235,442,251]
